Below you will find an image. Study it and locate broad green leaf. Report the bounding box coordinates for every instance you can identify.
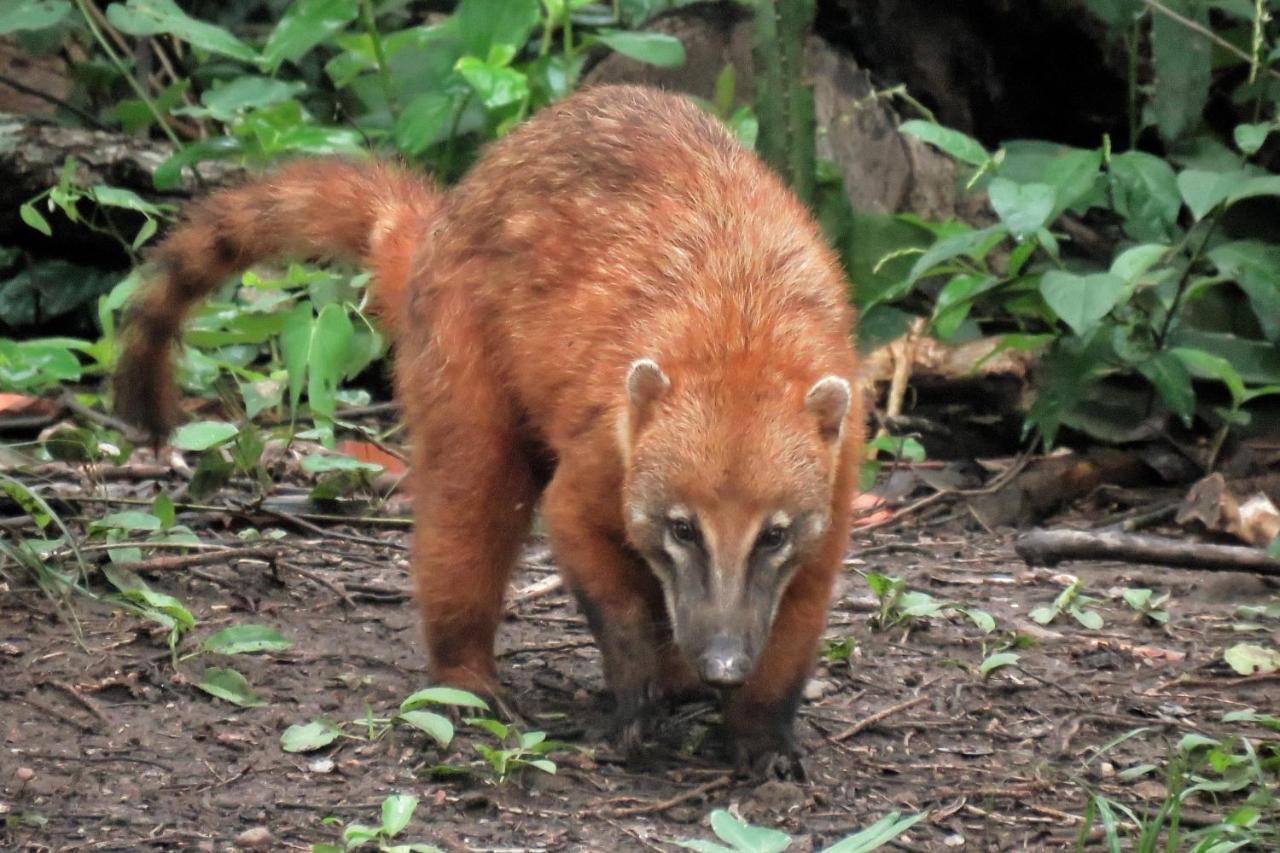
[987,178,1055,240]
[86,185,166,216]
[454,57,529,109]
[197,666,266,707]
[395,710,454,746]
[106,0,257,63]
[381,793,418,837]
[979,652,1020,676]
[965,608,996,634]
[262,0,358,71]
[170,420,239,451]
[1205,241,1280,340]
[278,301,313,413]
[1151,0,1210,143]
[456,0,539,59]
[93,510,163,532]
[594,30,686,67]
[20,202,52,237]
[399,686,489,713]
[899,120,989,167]
[709,809,791,853]
[200,76,306,121]
[307,303,355,420]
[1078,0,1143,29]
[1040,271,1126,335]
[821,811,924,853]
[152,494,176,529]
[153,136,244,190]
[1223,643,1280,676]
[201,624,292,655]
[1138,351,1195,422]
[1177,168,1247,220]
[1070,607,1105,631]
[527,758,556,774]
[281,718,342,752]
[905,224,1006,287]
[0,0,70,32]
[1234,122,1274,155]
[394,92,455,155]
[301,453,382,474]
[1109,151,1181,241]
[1109,243,1169,284]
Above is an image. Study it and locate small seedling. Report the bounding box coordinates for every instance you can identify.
[1222,643,1280,676]
[675,807,923,853]
[978,650,1020,678]
[864,573,995,633]
[314,792,440,852]
[822,636,858,664]
[1030,578,1103,630]
[1121,587,1170,625]
[858,434,926,491]
[468,718,565,783]
[280,687,490,756]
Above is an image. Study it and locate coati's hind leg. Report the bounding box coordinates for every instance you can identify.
[403,348,537,704]
[541,464,666,757]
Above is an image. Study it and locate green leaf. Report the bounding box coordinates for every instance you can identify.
[899,120,989,167]
[965,608,996,633]
[821,812,924,853]
[399,686,489,713]
[1109,151,1181,242]
[527,758,557,774]
[0,0,70,32]
[152,493,176,529]
[200,76,306,121]
[1177,168,1247,221]
[394,92,455,155]
[20,202,52,237]
[170,420,239,451]
[395,710,454,746]
[106,0,258,63]
[708,809,791,853]
[1070,607,1104,631]
[380,793,418,838]
[93,510,164,533]
[280,718,342,752]
[262,0,358,71]
[987,178,1055,240]
[279,301,313,414]
[594,30,686,67]
[201,624,292,655]
[454,57,529,109]
[301,453,382,475]
[196,666,266,707]
[1172,348,1245,408]
[1040,271,1126,335]
[86,185,166,216]
[1138,351,1196,422]
[456,0,540,59]
[1151,0,1210,143]
[307,303,355,420]
[905,224,1006,287]
[1109,243,1169,284]
[1206,241,1280,341]
[153,136,244,190]
[979,651,1020,676]
[1223,643,1280,676]
[1234,122,1274,155]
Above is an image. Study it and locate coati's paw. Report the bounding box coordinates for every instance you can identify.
[729,730,806,781]
[612,679,666,762]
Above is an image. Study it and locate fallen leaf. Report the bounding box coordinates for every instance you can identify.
[0,393,56,417]
[337,439,407,475]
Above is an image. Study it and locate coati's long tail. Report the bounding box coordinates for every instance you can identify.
[115,158,440,440]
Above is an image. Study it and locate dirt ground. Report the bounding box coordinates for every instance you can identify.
[2,466,1279,852]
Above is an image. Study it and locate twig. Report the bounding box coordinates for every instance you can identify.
[603,774,732,817]
[262,507,408,550]
[47,680,114,729]
[0,73,109,129]
[1143,0,1280,82]
[509,574,564,608]
[832,679,939,742]
[111,546,280,573]
[280,561,357,608]
[1015,529,1280,577]
[58,391,141,438]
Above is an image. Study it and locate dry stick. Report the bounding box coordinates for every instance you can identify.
[1015,529,1280,577]
[262,506,409,550]
[47,680,114,729]
[831,676,942,742]
[279,561,357,608]
[58,391,140,438]
[604,774,733,817]
[111,546,280,573]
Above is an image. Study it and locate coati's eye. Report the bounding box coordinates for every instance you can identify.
[755,525,789,552]
[668,518,700,546]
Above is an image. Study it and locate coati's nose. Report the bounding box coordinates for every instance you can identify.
[698,636,751,686]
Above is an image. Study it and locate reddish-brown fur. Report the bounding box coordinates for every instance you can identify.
[116,85,863,773]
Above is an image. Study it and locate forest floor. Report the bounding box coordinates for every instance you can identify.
[2,458,1279,852]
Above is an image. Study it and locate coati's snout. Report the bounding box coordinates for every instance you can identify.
[620,358,852,689]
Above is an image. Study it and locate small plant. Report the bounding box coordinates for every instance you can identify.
[282,686,489,754]
[858,434,927,491]
[315,792,439,853]
[676,807,923,853]
[1030,578,1104,629]
[1121,587,1171,625]
[821,636,858,665]
[468,717,565,783]
[864,572,995,633]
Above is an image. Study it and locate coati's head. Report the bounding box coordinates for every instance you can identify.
[619,357,853,688]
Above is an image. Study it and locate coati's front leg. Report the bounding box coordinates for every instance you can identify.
[723,566,835,779]
[541,468,668,755]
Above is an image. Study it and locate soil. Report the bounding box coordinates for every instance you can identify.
[2,462,1279,852]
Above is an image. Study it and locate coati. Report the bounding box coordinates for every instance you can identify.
[115,84,863,777]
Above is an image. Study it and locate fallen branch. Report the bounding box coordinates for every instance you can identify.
[111,546,280,573]
[831,679,939,742]
[1015,529,1280,577]
[603,774,732,817]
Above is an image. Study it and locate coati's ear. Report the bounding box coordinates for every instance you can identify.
[627,358,670,412]
[805,375,850,441]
